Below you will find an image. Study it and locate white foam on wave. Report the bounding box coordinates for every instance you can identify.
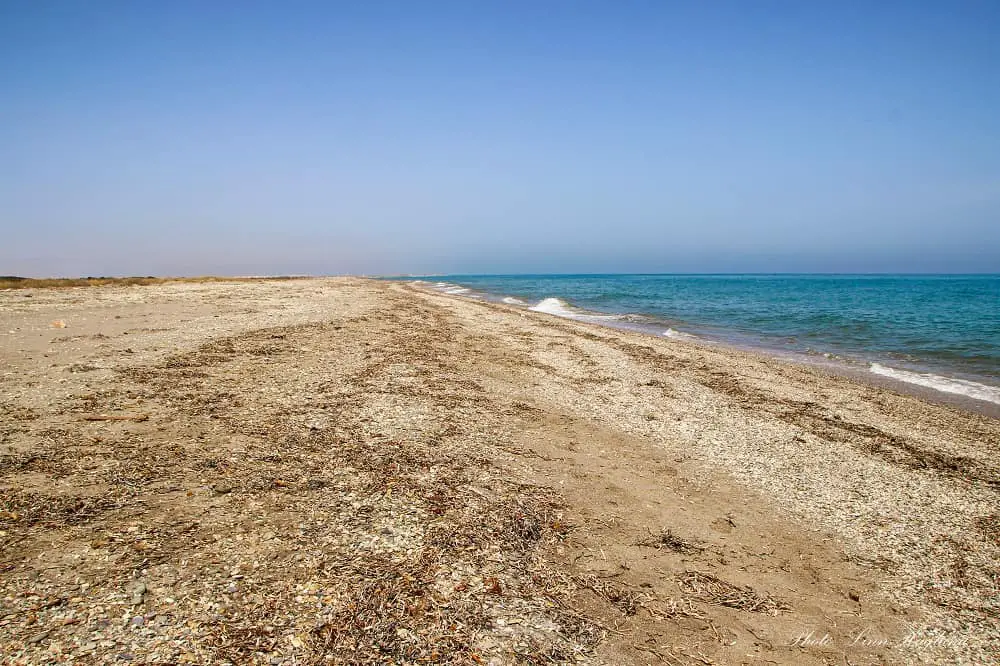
[529,297,577,317]
[663,327,698,341]
[429,281,471,295]
[529,297,638,324]
[502,296,527,305]
[869,363,1000,405]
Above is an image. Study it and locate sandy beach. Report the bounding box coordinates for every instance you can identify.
[1,277,997,665]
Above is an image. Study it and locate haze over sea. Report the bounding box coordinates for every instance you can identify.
[414,274,1000,406]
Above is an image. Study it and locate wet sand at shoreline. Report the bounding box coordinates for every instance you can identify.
[1,278,997,664]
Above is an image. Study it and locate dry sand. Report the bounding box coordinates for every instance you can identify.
[0,277,997,665]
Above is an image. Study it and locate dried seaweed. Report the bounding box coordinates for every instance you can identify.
[636,528,705,555]
[677,571,789,615]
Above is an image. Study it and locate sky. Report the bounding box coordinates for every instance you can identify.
[2,1,999,276]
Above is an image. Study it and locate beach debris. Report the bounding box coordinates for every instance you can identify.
[81,413,149,422]
[49,320,67,328]
[710,514,737,533]
[677,571,789,615]
[637,528,705,554]
[973,513,1000,545]
[27,630,51,644]
[571,573,646,616]
[67,363,102,373]
[5,278,998,664]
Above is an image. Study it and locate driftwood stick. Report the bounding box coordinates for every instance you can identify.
[82,414,149,422]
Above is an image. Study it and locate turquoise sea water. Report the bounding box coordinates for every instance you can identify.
[409,275,1000,406]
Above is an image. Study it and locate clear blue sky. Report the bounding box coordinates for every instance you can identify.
[2,1,998,276]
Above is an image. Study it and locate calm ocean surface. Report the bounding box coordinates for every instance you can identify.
[408,274,1000,406]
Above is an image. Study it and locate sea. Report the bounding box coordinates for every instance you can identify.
[406,274,1000,407]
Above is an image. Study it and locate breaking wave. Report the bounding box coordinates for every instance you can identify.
[663,328,698,341]
[528,297,623,322]
[869,363,1000,405]
[529,297,577,317]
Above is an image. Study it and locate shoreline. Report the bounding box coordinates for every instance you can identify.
[405,279,1000,662]
[2,277,997,664]
[408,279,1000,420]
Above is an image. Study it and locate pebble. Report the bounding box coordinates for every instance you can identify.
[27,630,51,644]
[130,582,147,606]
[130,616,144,627]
